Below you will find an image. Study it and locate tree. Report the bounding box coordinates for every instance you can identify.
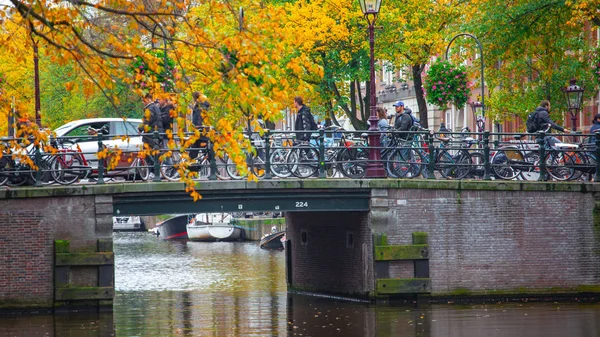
[282,0,371,130]
[467,0,597,125]
[378,0,469,129]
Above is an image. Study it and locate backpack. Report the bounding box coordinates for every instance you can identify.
[410,114,420,127]
[526,111,539,133]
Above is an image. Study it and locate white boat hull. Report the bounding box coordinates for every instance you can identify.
[186,223,242,241]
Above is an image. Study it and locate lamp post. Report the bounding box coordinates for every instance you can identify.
[446,34,488,132]
[470,101,484,139]
[359,0,386,178]
[562,78,584,132]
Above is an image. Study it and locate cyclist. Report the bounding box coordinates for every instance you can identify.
[533,100,570,148]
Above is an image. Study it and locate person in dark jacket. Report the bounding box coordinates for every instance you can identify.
[190,92,210,159]
[138,93,164,149]
[192,92,209,129]
[294,96,315,142]
[392,101,414,140]
[158,96,175,132]
[534,100,569,148]
[590,114,600,134]
[587,113,600,144]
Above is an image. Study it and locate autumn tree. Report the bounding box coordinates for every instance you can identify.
[378,0,470,129]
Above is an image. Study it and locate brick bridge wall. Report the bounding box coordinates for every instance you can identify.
[285,211,374,297]
[0,195,113,309]
[370,188,600,296]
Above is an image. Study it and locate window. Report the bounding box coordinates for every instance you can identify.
[64,122,109,141]
[114,121,139,136]
[301,230,308,246]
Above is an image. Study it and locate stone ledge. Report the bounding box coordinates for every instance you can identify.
[1,179,598,199]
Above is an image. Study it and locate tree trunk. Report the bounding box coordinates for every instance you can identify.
[331,82,366,130]
[326,100,341,126]
[412,64,428,129]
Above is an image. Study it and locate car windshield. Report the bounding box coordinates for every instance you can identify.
[54,121,79,136]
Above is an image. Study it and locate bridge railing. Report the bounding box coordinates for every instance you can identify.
[1,127,599,186]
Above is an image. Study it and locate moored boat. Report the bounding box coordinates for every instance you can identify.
[113,216,144,231]
[259,231,285,250]
[156,214,190,240]
[186,213,243,241]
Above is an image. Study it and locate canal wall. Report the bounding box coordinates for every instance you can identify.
[370,185,600,298]
[0,195,113,309]
[234,217,285,241]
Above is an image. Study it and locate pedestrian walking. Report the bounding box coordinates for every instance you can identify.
[293,96,317,142]
[138,93,164,151]
[190,92,210,160]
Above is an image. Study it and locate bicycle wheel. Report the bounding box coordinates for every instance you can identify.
[51,153,86,185]
[288,146,319,178]
[338,147,368,179]
[386,148,422,178]
[491,148,522,180]
[437,149,471,179]
[134,157,150,181]
[270,148,291,178]
[28,156,55,185]
[467,151,485,179]
[0,157,10,186]
[568,151,587,181]
[545,150,575,181]
[452,149,471,179]
[324,149,338,178]
[582,153,596,181]
[161,151,181,181]
[215,155,230,180]
[518,151,540,181]
[251,152,266,179]
[194,157,211,180]
[226,154,247,180]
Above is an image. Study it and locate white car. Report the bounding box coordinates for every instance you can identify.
[54,118,143,171]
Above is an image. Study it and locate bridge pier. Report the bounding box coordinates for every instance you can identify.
[0,194,113,310]
[285,211,374,297]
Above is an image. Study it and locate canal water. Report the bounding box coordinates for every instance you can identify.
[1,231,600,336]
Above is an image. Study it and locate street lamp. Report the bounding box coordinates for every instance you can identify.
[562,78,584,132]
[359,0,386,178]
[446,34,490,131]
[469,101,485,134]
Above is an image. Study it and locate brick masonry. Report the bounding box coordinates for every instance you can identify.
[286,211,373,297]
[0,195,110,308]
[375,189,600,294]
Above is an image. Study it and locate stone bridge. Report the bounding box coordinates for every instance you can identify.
[1,179,599,310]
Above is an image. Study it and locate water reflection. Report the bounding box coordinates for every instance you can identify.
[1,232,600,336]
[0,311,114,337]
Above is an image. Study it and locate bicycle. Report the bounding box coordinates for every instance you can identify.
[491,126,576,181]
[161,129,228,181]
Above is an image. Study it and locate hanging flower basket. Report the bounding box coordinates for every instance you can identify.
[423,60,470,111]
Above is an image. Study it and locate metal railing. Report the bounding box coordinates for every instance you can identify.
[1,126,600,187]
